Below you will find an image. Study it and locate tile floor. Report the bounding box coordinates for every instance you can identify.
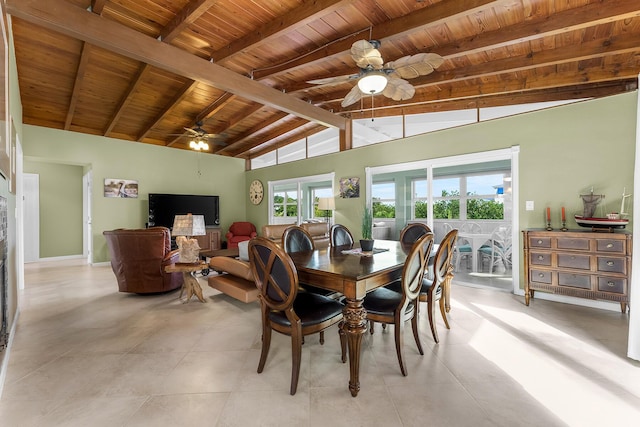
[1,259,639,426]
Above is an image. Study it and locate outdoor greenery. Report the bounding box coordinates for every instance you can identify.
[273,194,298,217]
[373,190,504,220]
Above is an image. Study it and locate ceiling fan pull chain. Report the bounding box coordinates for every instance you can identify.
[371,94,375,122]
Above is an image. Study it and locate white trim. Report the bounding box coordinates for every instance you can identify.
[31,254,85,263]
[0,308,20,399]
[629,82,640,361]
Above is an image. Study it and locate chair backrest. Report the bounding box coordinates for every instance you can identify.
[460,222,482,233]
[400,233,435,304]
[282,225,315,253]
[229,221,256,236]
[400,223,432,248]
[248,237,298,311]
[330,224,354,247]
[432,229,458,286]
[103,227,181,293]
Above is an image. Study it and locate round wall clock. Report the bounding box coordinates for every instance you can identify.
[249,179,264,205]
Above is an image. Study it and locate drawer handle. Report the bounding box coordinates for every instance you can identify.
[538,273,545,278]
[607,243,614,248]
[537,240,543,244]
[607,261,614,266]
[607,281,615,287]
[537,255,544,261]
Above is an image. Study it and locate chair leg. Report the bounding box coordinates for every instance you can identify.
[394,318,407,376]
[319,331,325,345]
[411,304,424,356]
[369,320,375,334]
[258,321,271,374]
[290,325,303,395]
[427,296,439,344]
[439,297,450,329]
[338,321,347,363]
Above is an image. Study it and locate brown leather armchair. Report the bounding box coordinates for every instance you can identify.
[103,227,183,293]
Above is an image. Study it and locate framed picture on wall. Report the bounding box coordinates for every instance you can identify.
[104,178,139,198]
[339,177,360,198]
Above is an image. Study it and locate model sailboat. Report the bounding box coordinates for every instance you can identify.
[574,187,631,230]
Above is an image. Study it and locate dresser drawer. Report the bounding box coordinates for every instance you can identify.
[557,238,590,251]
[597,277,626,294]
[557,253,590,270]
[558,272,591,289]
[530,252,551,266]
[596,239,625,254]
[529,237,551,248]
[530,269,552,284]
[596,257,626,274]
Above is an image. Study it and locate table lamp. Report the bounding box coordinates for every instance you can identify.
[318,197,335,224]
[172,213,206,263]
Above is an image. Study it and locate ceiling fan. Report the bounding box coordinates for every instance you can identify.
[308,40,444,107]
[170,121,226,150]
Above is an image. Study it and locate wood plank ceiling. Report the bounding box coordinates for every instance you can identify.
[6,0,640,161]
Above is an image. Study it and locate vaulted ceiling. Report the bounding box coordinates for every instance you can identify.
[6,0,640,162]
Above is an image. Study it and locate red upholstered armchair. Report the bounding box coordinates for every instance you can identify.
[226,222,257,248]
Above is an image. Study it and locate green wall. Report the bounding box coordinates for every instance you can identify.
[22,126,247,262]
[23,161,83,258]
[244,92,638,288]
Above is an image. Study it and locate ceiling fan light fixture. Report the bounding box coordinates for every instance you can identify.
[357,72,388,94]
[189,138,209,151]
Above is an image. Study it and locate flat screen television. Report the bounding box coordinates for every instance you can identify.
[148,193,220,229]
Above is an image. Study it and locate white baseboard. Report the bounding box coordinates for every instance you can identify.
[512,288,623,312]
[30,254,85,263]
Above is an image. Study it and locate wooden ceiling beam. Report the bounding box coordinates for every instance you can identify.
[137,80,197,141]
[214,112,289,155]
[104,64,150,136]
[90,0,106,15]
[251,0,506,80]
[160,0,218,43]
[225,117,310,157]
[7,0,346,130]
[283,0,640,94]
[211,0,354,64]
[311,34,640,109]
[64,42,91,130]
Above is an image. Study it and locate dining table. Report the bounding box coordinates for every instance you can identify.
[288,239,419,397]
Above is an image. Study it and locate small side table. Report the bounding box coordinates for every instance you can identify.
[165,262,208,303]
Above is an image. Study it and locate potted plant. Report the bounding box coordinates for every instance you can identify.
[360,206,375,252]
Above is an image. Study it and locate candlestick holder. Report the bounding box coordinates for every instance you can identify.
[561,221,568,232]
[545,221,553,231]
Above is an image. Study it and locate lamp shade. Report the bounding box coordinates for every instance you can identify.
[317,197,335,211]
[357,72,388,94]
[172,214,206,236]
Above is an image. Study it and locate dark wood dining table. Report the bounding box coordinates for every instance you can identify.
[287,239,412,397]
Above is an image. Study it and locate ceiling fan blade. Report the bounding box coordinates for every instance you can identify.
[183,127,200,135]
[385,53,444,79]
[307,74,359,85]
[341,85,364,107]
[382,77,415,101]
[351,40,384,70]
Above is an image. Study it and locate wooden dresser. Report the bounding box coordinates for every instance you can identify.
[194,228,221,252]
[522,229,631,313]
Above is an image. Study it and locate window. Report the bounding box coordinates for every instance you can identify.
[273,185,298,219]
[433,176,461,220]
[372,181,395,218]
[269,173,335,224]
[411,179,428,219]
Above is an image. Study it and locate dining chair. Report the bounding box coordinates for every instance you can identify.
[399,222,432,250]
[362,233,434,376]
[282,225,340,339]
[455,221,482,272]
[248,237,346,395]
[330,223,354,248]
[478,226,512,274]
